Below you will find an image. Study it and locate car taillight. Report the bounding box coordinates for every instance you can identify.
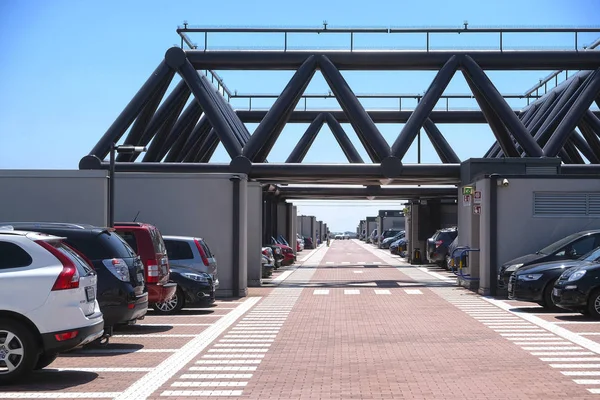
[102,258,130,282]
[194,239,210,267]
[55,330,78,341]
[146,259,159,283]
[435,240,443,248]
[36,240,80,291]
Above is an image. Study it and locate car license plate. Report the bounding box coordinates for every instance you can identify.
[85,286,95,302]
[137,273,144,283]
[553,288,561,296]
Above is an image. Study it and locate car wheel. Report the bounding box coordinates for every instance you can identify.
[542,279,560,310]
[153,289,185,315]
[34,353,58,370]
[587,289,600,319]
[0,320,38,384]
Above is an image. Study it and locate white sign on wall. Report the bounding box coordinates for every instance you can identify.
[463,194,472,207]
[474,191,482,204]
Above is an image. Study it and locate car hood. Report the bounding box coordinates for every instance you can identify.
[571,261,600,272]
[516,260,585,275]
[502,253,544,268]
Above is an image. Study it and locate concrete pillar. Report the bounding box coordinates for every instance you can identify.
[247,182,263,287]
[286,203,297,254]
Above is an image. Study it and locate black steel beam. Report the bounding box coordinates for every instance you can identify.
[278,187,456,200]
[461,55,543,157]
[562,164,600,174]
[179,116,212,162]
[464,72,520,158]
[286,114,325,163]
[235,110,600,124]
[559,148,574,163]
[324,114,364,163]
[544,69,600,157]
[391,55,459,160]
[570,130,599,163]
[163,107,204,162]
[563,139,584,164]
[579,116,600,162]
[186,51,600,71]
[319,55,390,162]
[243,56,318,162]
[422,119,461,163]
[89,61,174,159]
[169,49,243,158]
[196,129,220,162]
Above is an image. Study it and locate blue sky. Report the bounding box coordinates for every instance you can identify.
[0,0,598,231]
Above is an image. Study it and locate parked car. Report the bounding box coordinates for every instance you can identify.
[261,249,275,278]
[162,236,219,289]
[296,235,305,252]
[304,237,315,249]
[553,260,600,318]
[368,229,378,244]
[390,237,408,256]
[3,222,148,333]
[381,231,405,249]
[509,245,600,309]
[153,266,215,314]
[498,230,600,289]
[114,222,177,307]
[271,237,295,266]
[426,227,458,267]
[0,228,104,383]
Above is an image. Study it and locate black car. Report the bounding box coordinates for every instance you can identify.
[426,227,458,267]
[390,237,408,256]
[379,230,404,249]
[4,222,148,333]
[553,261,600,318]
[509,246,600,308]
[153,265,215,314]
[498,230,600,289]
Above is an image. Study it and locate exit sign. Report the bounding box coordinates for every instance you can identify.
[462,186,473,195]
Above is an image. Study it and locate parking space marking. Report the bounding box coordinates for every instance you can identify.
[214,343,271,347]
[56,367,154,372]
[224,335,276,338]
[196,359,263,364]
[374,289,391,295]
[574,379,600,384]
[554,321,600,325]
[562,371,600,376]
[313,289,330,295]
[160,390,244,397]
[180,374,253,379]
[0,394,121,399]
[353,270,363,273]
[589,389,600,394]
[140,323,212,327]
[113,334,197,338]
[190,366,257,371]
[202,354,265,358]
[344,289,360,295]
[114,297,260,400]
[341,262,351,265]
[578,332,600,336]
[531,351,596,356]
[551,364,600,368]
[219,339,274,343]
[326,262,334,264]
[74,348,179,354]
[208,349,269,353]
[543,358,600,362]
[416,267,454,282]
[404,289,423,295]
[172,382,247,387]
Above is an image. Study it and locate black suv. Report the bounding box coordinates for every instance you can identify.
[4,222,148,333]
[426,227,458,267]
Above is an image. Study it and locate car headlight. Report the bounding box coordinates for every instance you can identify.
[568,270,586,282]
[519,273,543,281]
[181,272,209,282]
[503,263,524,273]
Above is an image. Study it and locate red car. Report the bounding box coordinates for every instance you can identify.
[114,222,177,306]
[271,237,295,266]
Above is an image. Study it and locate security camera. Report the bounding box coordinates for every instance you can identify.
[501,178,509,187]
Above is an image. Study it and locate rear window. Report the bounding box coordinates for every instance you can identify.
[149,227,167,254]
[66,232,137,260]
[164,240,194,260]
[118,231,138,253]
[0,241,33,269]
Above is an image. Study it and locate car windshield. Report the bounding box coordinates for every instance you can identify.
[538,232,590,255]
[581,245,600,262]
[383,230,401,238]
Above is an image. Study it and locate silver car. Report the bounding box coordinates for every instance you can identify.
[162,236,219,288]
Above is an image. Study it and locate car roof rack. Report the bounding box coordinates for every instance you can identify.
[114,222,145,227]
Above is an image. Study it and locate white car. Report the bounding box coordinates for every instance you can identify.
[0,228,104,384]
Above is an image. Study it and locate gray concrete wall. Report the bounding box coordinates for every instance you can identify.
[247,182,263,287]
[114,172,248,298]
[366,217,377,241]
[0,170,108,226]
[286,203,296,254]
[381,216,406,231]
[276,202,287,239]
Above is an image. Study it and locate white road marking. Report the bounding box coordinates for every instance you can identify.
[140,323,211,327]
[160,390,244,397]
[342,262,350,264]
[185,307,237,310]
[542,358,600,362]
[219,339,274,343]
[493,329,545,333]
[208,348,269,353]
[522,346,583,350]
[196,360,263,364]
[271,270,294,282]
[500,333,554,336]
[574,379,600,384]
[214,343,271,347]
[313,289,329,295]
[531,351,595,356]
[514,341,570,345]
[326,262,334,264]
[353,270,363,274]
[0,394,121,399]
[508,337,564,341]
[172,382,247,387]
[56,368,153,372]
[180,374,253,379]
[189,366,257,371]
[416,267,454,281]
[224,335,276,338]
[113,334,196,338]
[202,354,265,358]
[577,332,600,336]
[562,371,600,376]
[344,289,360,295]
[74,348,178,354]
[114,297,260,400]
[551,364,600,368]
[554,321,600,325]
[404,289,423,295]
[374,290,391,295]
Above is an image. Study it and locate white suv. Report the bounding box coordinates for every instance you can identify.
[0,229,104,384]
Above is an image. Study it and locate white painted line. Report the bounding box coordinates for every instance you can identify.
[499,332,554,336]
[551,364,600,368]
[357,261,366,264]
[554,321,600,325]
[114,297,260,400]
[578,332,600,336]
[113,334,197,338]
[75,348,178,354]
[326,262,334,264]
[149,314,221,318]
[172,382,247,387]
[493,329,545,333]
[588,389,600,394]
[190,366,257,372]
[574,379,600,384]
[161,390,244,397]
[56,367,153,372]
[180,373,253,379]
[203,354,265,358]
[196,360,263,364]
[214,343,271,347]
[313,289,330,295]
[374,290,391,295]
[208,349,269,353]
[190,366,257,371]
[562,371,600,376]
[373,262,382,264]
[224,335,276,338]
[514,341,570,345]
[344,289,360,295]
[508,337,564,341]
[531,351,595,356]
[404,289,423,295]
[416,267,454,281]
[271,270,294,282]
[185,307,237,310]
[522,346,583,350]
[342,262,351,264]
[220,339,274,343]
[485,325,535,328]
[542,358,600,362]
[353,270,363,274]
[0,394,121,399]
[140,323,212,327]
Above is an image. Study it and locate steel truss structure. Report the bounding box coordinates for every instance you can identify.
[81,26,600,199]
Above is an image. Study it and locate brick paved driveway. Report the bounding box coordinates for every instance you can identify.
[5,239,600,399]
